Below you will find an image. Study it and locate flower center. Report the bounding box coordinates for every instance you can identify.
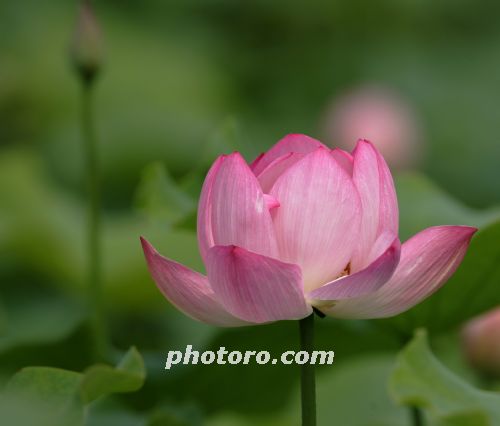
[337,262,351,279]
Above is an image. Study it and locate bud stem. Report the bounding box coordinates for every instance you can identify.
[299,313,317,426]
[81,77,107,360]
[410,406,424,426]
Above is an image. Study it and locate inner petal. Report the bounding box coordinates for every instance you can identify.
[269,148,361,292]
[256,152,305,193]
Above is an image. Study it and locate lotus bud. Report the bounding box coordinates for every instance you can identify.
[70,0,103,83]
[322,85,422,170]
[462,308,500,377]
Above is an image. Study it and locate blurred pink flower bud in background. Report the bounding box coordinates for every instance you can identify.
[462,307,500,377]
[141,135,474,326]
[322,85,422,170]
[70,0,103,82]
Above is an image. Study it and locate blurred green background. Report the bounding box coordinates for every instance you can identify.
[1,1,500,425]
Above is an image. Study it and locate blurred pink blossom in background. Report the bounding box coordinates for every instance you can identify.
[322,85,422,170]
[462,307,500,377]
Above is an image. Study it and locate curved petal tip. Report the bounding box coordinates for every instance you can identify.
[140,237,250,327]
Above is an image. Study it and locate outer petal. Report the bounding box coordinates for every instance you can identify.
[269,148,361,292]
[351,139,398,270]
[197,156,224,264]
[308,236,400,301]
[210,153,279,258]
[250,134,327,176]
[206,245,312,323]
[321,226,477,319]
[141,238,249,327]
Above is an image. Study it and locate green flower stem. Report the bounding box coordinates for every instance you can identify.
[81,77,106,360]
[411,406,423,426]
[299,313,317,426]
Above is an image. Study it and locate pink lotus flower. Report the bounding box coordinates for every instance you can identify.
[141,134,476,326]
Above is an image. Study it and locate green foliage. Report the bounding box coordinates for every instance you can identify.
[395,173,499,241]
[390,330,500,425]
[203,116,247,162]
[207,354,407,426]
[0,294,85,354]
[2,0,500,423]
[4,367,84,426]
[315,354,408,426]
[1,347,145,426]
[134,162,195,227]
[80,347,145,403]
[146,404,204,426]
[0,150,202,311]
